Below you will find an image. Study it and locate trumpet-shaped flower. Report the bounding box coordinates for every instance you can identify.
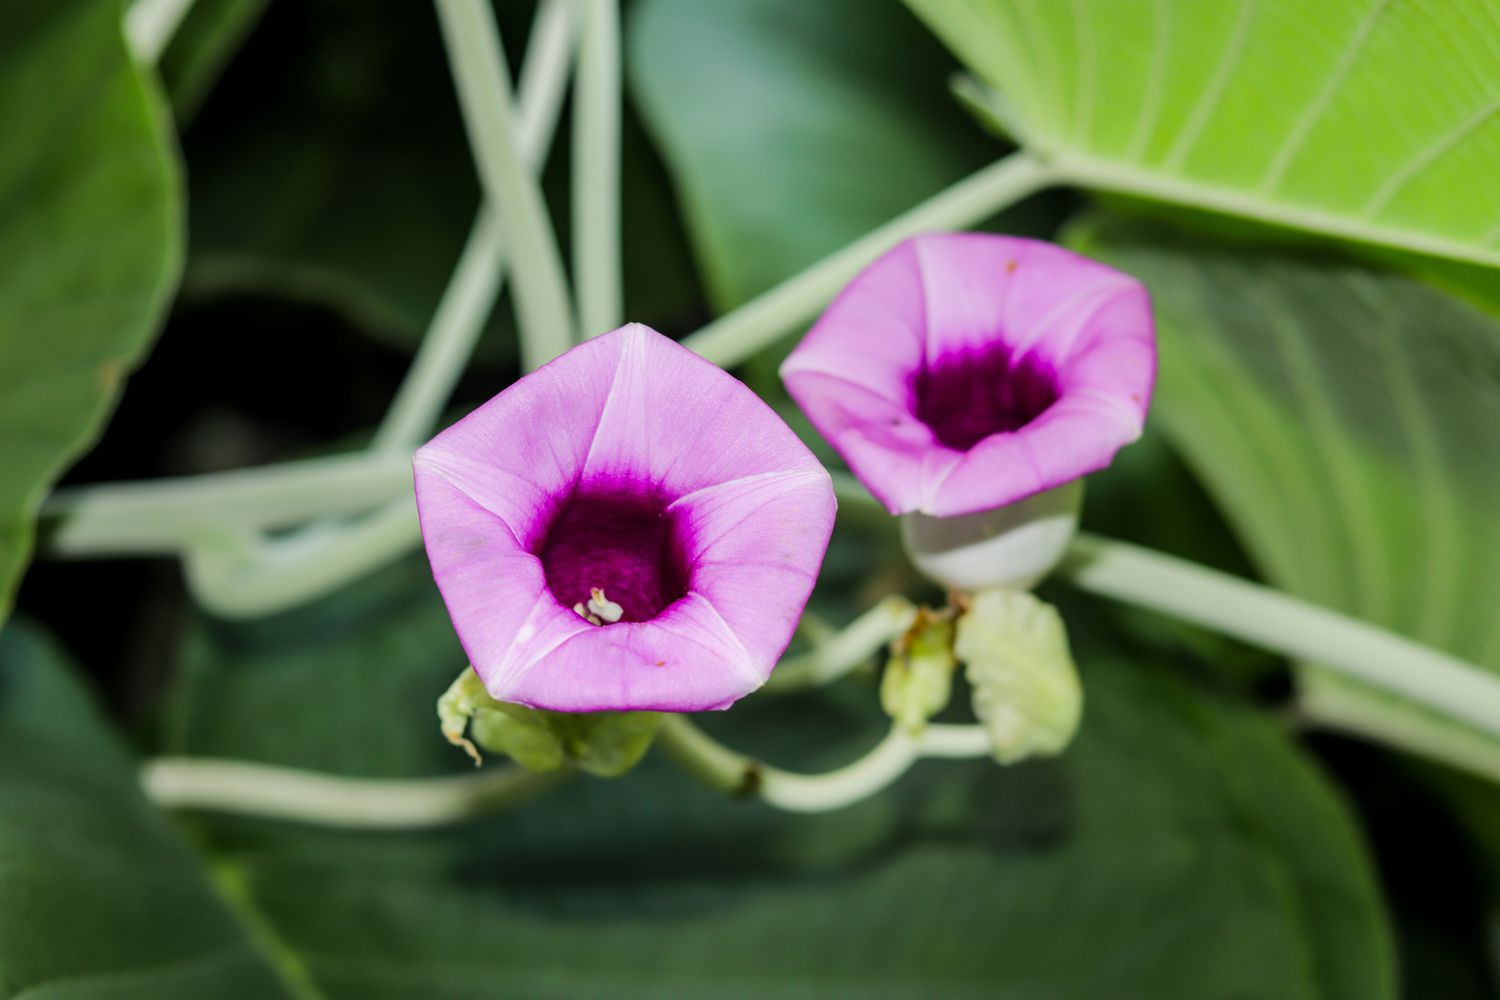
[781,233,1155,519]
[414,324,836,713]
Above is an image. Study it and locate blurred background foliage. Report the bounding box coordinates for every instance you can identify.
[4,0,1500,997]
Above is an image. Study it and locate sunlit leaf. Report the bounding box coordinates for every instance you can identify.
[908,0,1500,268]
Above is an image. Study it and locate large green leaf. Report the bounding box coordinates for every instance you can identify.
[628,0,1021,312]
[906,0,1500,268]
[1073,213,1500,775]
[0,623,287,998]
[0,1,182,621]
[154,557,1392,999]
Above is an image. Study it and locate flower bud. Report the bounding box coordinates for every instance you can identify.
[954,588,1082,764]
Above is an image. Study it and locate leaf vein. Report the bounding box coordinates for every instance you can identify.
[1360,98,1500,218]
[1257,0,1395,194]
[1161,0,1258,171]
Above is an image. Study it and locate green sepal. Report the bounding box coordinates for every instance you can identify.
[954,589,1083,764]
[879,610,958,734]
[438,668,662,777]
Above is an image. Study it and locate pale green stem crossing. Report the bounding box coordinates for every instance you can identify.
[183,499,421,619]
[435,0,577,368]
[374,0,579,452]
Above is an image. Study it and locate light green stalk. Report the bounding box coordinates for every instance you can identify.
[572,0,623,336]
[435,0,576,368]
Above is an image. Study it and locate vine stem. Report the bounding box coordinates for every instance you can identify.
[762,595,916,692]
[141,721,993,824]
[435,0,576,368]
[43,453,414,556]
[656,717,991,813]
[124,0,196,63]
[141,756,569,829]
[573,0,623,336]
[375,0,578,452]
[183,498,420,619]
[683,151,1055,368]
[1060,533,1500,742]
[38,155,1048,564]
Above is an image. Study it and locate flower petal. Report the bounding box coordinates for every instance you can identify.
[783,233,1156,517]
[414,334,620,547]
[415,323,837,713]
[673,466,836,668]
[413,474,591,692]
[582,324,825,493]
[501,594,767,712]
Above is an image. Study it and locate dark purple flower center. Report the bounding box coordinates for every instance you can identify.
[912,343,1059,452]
[536,483,691,624]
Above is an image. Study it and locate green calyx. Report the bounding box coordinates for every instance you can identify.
[880,609,959,734]
[438,668,663,777]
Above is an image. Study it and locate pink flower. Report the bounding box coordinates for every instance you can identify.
[414,324,836,712]
[781,233,1155,519]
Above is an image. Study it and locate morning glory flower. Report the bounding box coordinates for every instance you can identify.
[414,323,836,713]
[781,233,1154,590]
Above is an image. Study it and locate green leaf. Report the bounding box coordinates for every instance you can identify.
[0,623,288,998]
[1073,212,1500,778]
[0,0,183,624]
[906,0,1500,268]
[157,559,1392,998]
[628,0,1008,311]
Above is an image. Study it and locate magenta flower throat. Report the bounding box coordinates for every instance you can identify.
[781,233,1156,519]
[414,324,836,713]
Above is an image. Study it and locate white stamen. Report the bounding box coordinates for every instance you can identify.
[587,587,624,624]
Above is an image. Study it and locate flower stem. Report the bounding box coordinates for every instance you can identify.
[182,497,420,619]
[683,151,1055,369]
[572,0,623,337]
[37,154,1039,563]
[435,0,576,369]
[42,453,413,556]
[1061,532,1500,742]
[655,716,991,813]
[763,595,916,692]
[124,0,196,63]
[141,756,569,829]
[372,210,507,452]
